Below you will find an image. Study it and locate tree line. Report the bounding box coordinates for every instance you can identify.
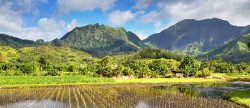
[0,47,250,77]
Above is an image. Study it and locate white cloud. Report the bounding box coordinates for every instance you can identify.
[56,0,116,14]
[133,31,149,40]
[22,18,79,41]
[0,0,78,41]
[0,2,23,34]
[67,19,79,31]
[138,0,250,32]
[133,0,152,9]
[109,10,144,25]
[140,11,160,23]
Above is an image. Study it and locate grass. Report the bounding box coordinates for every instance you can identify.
[0,75,227,87]
[0,75,115,87]
[223,90,250,107]
[114,78,226,84]
[212,73,250,81]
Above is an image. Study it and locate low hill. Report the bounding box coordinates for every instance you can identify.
[196,34,250,63]
[0,34,36,48]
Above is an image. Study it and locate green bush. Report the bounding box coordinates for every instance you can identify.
[46,65,60,76]
[195,68,211,77]
[164,73,173,78]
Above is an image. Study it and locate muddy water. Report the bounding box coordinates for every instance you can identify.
[0,82,249,108]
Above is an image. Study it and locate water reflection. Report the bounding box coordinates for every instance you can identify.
[0,82,249,108]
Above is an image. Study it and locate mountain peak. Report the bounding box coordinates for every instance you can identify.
[144,18,248,55]
[54,24,141,55]
[176,18,230,27]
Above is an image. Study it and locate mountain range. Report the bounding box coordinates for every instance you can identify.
[0,18,250,63]
[144,18,249,55]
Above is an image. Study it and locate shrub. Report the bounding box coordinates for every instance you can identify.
[46,65,60,76]
[195,68,211,77]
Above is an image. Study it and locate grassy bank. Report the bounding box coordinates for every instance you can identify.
[0,75,227,87]
[212,73,250,80]
[0,75,115,87]
[114,78,226,84]
[223,90,250,107]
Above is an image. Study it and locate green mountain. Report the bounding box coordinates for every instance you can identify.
[0,34,36,48]
[196,34,250,63]
[52,24,141,55]
[143,18,249,55]
[126,31,148,48]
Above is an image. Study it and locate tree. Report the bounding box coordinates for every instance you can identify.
[46,65,59,76]
[248,42,250,48]
[113,64,124,77]
[20,63,35,74]
[179,55,199,76]
[38,57,47,72]
[195,68,211,77]
[149,59,170,77]
[96,56,113,77]
[123,66,134,77]
[67,64,78,72]
[130,59,152,78]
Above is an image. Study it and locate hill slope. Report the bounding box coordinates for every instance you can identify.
[0,46,94,66]
[52,24,141,55]
[196,34,250,63]
[0,34,36,48]
[144,18,249,55]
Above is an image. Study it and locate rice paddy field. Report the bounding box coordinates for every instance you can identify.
[0,83,249,108]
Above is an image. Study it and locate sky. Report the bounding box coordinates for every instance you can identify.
[0,0,250,41]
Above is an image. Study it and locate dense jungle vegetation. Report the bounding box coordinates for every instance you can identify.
[0,46,249,78]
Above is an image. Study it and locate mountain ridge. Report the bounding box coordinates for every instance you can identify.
[0,18,250,62]
[196,33,250,63]
[143,18,249,55]
[52,23,142,55]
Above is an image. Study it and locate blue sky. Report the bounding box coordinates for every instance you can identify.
[0,0,250,41]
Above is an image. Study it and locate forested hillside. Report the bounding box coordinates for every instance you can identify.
[144,18,250,55]
[0,34,36,48]
[196,34,250,63]
[0,46,95,76]
[52,24,141,55]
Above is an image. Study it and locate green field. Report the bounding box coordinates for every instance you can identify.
[0,75,115,87]
[223,90,250,107]
[0,75,227,87]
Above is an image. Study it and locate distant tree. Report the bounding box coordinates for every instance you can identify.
[138,48,183,61]
[149,59,170,77]
[38,57,47,72]
[248,42,250,48]
[129,59,152,78]
[179,55,199,76]
[46,65,59,76]
[20,63,35,74]
[36,39,45,44]
[96,56,113,77]
[67,64,78,72]
[113,64,124,77]
[123,66,134,76]
[195,68,211,77]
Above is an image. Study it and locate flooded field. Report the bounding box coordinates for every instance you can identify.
[0,82,249,108]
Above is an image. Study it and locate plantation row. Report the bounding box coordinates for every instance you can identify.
[0,85,243,108]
